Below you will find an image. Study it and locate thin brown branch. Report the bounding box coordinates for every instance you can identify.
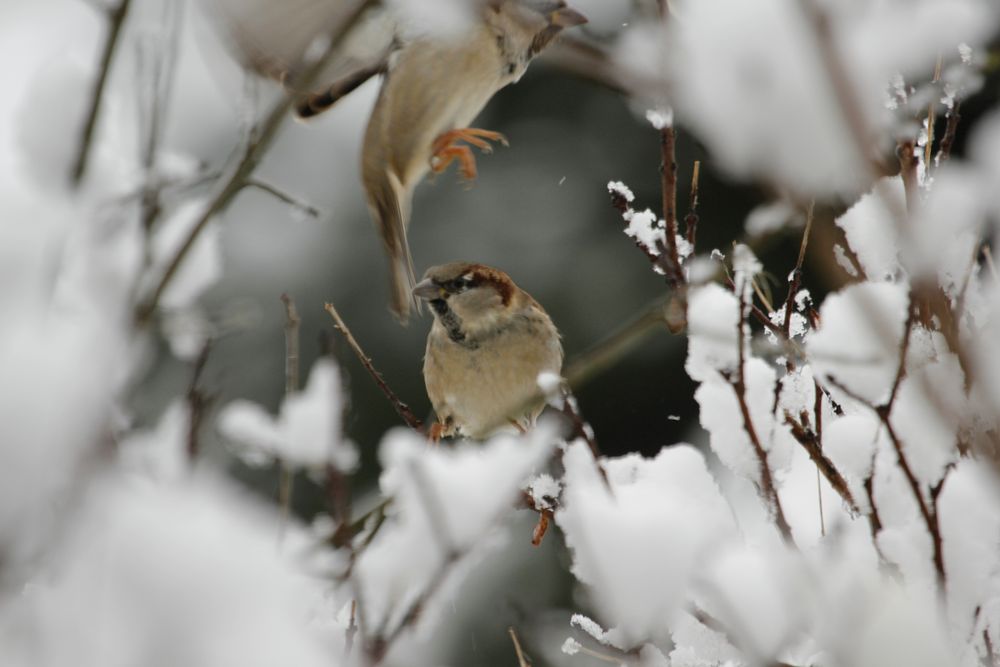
[509,626,532,667]
[783,411,859,514]
[813,379,826,536]
[985,246,1000,286]
[278,294,301,528]
[185,339,213,462]
[660,125,681,272]
[134,0,379,324]
[936,100,961,166]
[71,0,132,186]
[886,300,915,411]
[248,179,321,219]
[557,388,613,494]
[925,55,943,170]
[345,600,358,659]
[863,474,883,537]
[563,296,670,388]
[898,139,919,209]
[824,375,943,586]
[726,286,794,543]
[323,302,424,431]
[685,160,701,246]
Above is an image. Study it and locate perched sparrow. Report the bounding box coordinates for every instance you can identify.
[413,262,563,440]
[364,1,587,321]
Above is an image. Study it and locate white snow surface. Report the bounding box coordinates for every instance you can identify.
[808,282,909,405]
[656,0,995,196]
[556,442,737,648]
[352,425,556,640]
[219,358,358,471]
[0,473,338,667]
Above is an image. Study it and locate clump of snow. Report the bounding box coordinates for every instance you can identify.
[907,166,986,295]
[624,208,665,256]
[119,400,191,481]
[526,473,560,511]
[686,284,740,382]
[646,107,673,129]
[696,358,792,482]
[561,637,582,655]
[834,243,860,278]
[557,442,737,648]
[570,613,612,645]
[824,413,881,483]
[352,425,555,639]
[219,358,357,471]
[835,177,905,281]
[889,353,964,488]
[658,0,995,196]
[808,282,909,405]
[537,371,563,395]
[0,474,337,667]
[607,180,635,203]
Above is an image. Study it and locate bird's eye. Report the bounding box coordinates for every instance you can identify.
[445,276,476,293]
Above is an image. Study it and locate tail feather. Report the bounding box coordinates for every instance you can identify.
[368,171,419,322]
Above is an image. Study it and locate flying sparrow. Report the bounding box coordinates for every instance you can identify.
[413,262,563,441]
[364,1,587,321]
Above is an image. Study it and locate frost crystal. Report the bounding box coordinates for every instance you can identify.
[561,637,582,655]
[624,209,665,256]
[526,473,561,511]
[645,107,674,129]
[607,181,635,203]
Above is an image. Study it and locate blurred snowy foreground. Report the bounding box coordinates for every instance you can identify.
[2,0,1000,666]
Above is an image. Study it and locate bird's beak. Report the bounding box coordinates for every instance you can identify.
[550,7,587,28]
[412,279,445,301]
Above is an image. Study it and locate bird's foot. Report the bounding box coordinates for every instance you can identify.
[429,128,509,181]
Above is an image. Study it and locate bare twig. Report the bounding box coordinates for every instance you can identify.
[278,294,301,528]
[726,284,794,542]
[563,296,670,388]
[983,245,999,286]
[185,339,213,462]
[925,55,943,170]
[783,412,859,514]
[134,0,379,323]
[509,626,532,667]
[824,375,944,586]
[813,379,826,536]
[345,600,358,658]
[71,0,132,186]
[323,302,423,431]
[660,125,681,273]
[781,201,815,340]
[248,179,321,219]
[685,160,701,246]
[936,99,961,167]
